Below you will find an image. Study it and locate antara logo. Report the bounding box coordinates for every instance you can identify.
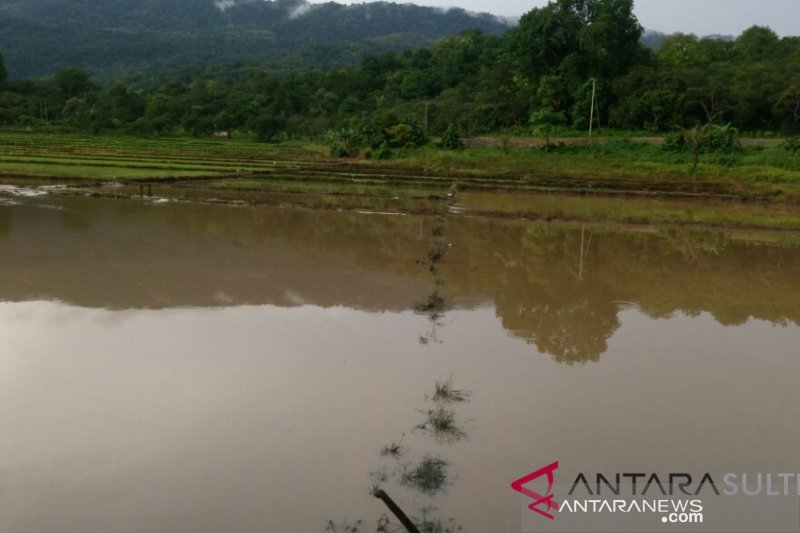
[511,461,560,520]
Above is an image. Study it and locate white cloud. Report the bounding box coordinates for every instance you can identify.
[214,0,237,11]
[288,2,315,19]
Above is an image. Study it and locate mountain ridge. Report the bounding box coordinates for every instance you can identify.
[0,0,511,78]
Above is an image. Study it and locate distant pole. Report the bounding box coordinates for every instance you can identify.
[589,79,597,138]
[424,102,430,133]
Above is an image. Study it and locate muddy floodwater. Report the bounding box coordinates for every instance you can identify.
[0,193,798,533]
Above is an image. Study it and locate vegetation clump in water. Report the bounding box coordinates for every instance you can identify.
[415,508,463,533]
[432,377,470,403]
[401,455,449,495]
[325,519,364,532]
[380,434,406,459]
[417,406,466,442]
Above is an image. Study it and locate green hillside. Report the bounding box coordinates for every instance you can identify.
[0,0,510,78]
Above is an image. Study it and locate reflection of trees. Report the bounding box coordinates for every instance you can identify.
[495,281,620,364]
[48,200,800,361]
[0,205,11,243]
[3,197,800,365]
[58,207,92,234]
[0,198,434,311]
[443,220,800,364]
[489,225,621,364]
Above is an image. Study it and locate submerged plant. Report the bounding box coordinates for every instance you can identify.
[415,224,453,345]
[402,455,449,495]
[417,406,466,442]
[426,242,449,273]
[432,377,470,403]
[415,283,449,344]
[380,434,407,459]
[423,407,455,431]
[325,519,364,532]
[416,508,463,533]
[414,290,446,315]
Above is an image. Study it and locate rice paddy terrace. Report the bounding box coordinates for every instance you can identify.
[1,131,800,231]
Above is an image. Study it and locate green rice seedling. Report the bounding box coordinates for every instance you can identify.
[433,377,469,403]
[417,407,466,441]
[380,434,406,459]
[401,455,449,495]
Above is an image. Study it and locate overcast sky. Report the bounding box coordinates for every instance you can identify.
[307,0,799,37]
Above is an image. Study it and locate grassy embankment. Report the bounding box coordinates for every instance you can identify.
[1,131,799,230]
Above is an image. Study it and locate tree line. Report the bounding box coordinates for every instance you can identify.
[0,0,798,145]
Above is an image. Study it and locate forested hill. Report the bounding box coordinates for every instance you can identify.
[0,0,510,78]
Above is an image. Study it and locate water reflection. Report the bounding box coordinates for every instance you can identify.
[1,195,799,366]
[442,222,800,363]
[1,195,799,532]
[0,204,10,242]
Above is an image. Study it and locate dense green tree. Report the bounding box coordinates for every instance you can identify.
[53,68,96,100]
[524,0,644,81]
[610,66,684,130]
[107,83,146,125]
[0,0,510,78]
[733,26,780,61]
[510,0,645,126]
[0,50,7,86]
[247,112,287,142]
[656,34,731,69]
[439,123,464,150]
[530,75,568,142]
[773,81,800,133]
[0,4,797,139]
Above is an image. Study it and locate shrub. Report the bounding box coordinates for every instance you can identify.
[374,142,394,160]
[386,123,415,147]
[782,137,800,153]
[702,123,742,154]
[662,131,689,152]
[324,127,361,158]
[530,108,567,149]
[438,123,464,150]
[392,121,428,148]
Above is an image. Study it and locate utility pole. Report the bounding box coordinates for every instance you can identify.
[589,79,597,138]
[424,102,430,133]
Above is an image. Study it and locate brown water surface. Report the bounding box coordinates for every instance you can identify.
[0,193,798,532]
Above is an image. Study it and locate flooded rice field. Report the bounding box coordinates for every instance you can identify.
[0,193,798,532]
